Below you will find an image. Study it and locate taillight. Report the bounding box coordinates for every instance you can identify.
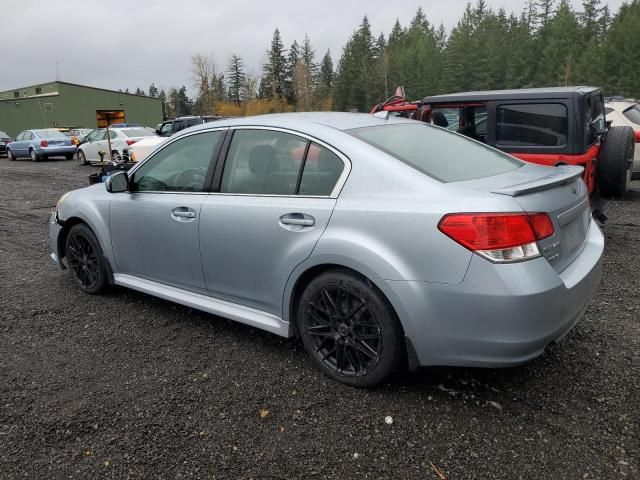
[438,213,555,263]
[634,130,640,143]
[126,139,136,145]
[40,139,48,147]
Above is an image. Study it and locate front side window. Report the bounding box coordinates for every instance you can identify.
[623,105,640,125]
[15,132,25,141]
[133,131,222,192]
[160,123,173,135]
[496,103,568,147]
[349,123,522,183]
[220,130,307,195]
[94,131,106,142]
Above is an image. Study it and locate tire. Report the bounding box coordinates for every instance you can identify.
[111,150,122,163]
[297,269,405,387]
[64,223,108,294]
[65,153,74,160]
[598,126,634,198]
[29,148,40,162]
[7,148,15,161]
[77,149,88,166]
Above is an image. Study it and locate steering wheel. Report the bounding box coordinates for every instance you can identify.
[174,167,207,191]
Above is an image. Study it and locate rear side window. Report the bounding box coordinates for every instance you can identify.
[349,123,522,183]
[496,103,568,147]
[220,130,345,196]
[299,143,344,196]
[623,105,640,124]
[221,130,306,195]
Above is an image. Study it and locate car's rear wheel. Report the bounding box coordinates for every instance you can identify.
[297,269,404,387]
[7,149,15,161]
[598,126,634,198]
[29,149,39,162]
[77,150,88,166]
[65,224,108,294]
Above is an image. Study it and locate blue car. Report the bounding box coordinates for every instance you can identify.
[7,129,76,161]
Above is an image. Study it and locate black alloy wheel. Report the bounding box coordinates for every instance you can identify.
[306,285,382,377]
[298,269,404,387]
[64,224,108,294]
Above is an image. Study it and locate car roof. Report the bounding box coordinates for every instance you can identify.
[421,86,600,103]
[185,112,414,135]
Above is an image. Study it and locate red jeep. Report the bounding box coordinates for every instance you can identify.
[371,87,636,199]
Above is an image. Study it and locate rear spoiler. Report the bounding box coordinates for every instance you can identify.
[491,166,584,197]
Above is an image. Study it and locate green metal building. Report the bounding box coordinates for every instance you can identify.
[0,81,163,137]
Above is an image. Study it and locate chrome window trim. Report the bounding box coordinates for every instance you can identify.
[126,125,351,199]
[220,125,352,199]
[127,127,230,178]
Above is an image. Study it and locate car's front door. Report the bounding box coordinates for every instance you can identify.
[109,129,225,293]
[11,132,26,156]
[199,128,347,316]
[82,130,105,161]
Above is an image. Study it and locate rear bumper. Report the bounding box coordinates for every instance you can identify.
[39,146,76,156]
[387,219,604,367]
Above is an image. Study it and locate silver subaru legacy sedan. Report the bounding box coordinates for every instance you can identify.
[50,112,603,387]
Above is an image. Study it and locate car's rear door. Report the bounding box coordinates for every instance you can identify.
[109,129,226,294]
[199,127,348,317]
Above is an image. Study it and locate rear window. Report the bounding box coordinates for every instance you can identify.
[34,129,67,139]
[122,128,153,137]
[0,131,9,137]
[623,105,640,124]
[496,103,568,147]
[348,123,523,183]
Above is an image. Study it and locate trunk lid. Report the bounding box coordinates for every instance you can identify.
[456,164,591,273]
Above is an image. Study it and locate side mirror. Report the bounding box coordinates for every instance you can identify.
[105,171,129,193]
[155,129,162,135]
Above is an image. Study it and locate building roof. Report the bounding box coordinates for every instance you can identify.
[0,80,155,99]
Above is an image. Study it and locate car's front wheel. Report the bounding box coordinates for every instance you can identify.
[77,150,88,166]
[7,149,15,161]
[297,269,405,387]
[65,223,108,294]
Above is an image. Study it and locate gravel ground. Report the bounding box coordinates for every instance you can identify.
[0,157,638,480]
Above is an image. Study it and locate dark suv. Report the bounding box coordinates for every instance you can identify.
[372,87,636,198]
[156,115,224,137]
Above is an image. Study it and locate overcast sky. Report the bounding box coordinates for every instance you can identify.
[0,0,624,96]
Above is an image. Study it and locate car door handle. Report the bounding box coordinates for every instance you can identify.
[171,207,197,220]
[280,213,315,227]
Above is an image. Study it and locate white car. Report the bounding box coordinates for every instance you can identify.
[77,127,156,165]
[129,135,166,162]
[605,101,640,179]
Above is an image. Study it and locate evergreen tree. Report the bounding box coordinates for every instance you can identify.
[158,89,167,118]
[148,83,159,98]
[316,49,334,102]
[537,0,581,86]
[262,28,287,99]
[227,54,246,105]
[601,0,640,97]
[285,40,300,103]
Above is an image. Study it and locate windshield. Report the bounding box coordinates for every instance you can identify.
[34,129,67,139]
[122,128,154,137]
[348,123,523,183]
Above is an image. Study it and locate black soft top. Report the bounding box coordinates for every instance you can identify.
[422,86,600,103]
